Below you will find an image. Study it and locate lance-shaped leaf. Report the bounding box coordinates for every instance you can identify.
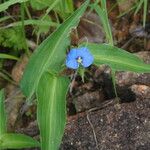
[20,0,90,99]
[37,72,69,150]
[0,133,40,149]
[0,89,7,136]
[86,43,150,73]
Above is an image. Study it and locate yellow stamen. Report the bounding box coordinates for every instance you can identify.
[77,57,82,63]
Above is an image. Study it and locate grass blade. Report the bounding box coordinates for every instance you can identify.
[3,19,58,29]
[0,54,19,60]
[93,0,113,45]
[0,0,29,12]
[0,89,7,136]
[143,0,148,27]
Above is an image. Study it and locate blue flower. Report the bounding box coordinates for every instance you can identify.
[66,47,94,69]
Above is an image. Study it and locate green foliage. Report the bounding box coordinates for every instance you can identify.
[30,0,54,10]
[34,15,54,41]
[92,0,113,45]
[0,16,11,23]
[117,0,148,27]
[0,89,7,136]
[0,27,26,51]
[84,43,150,73]
[55,0,74,19]
[0,53,19,60]
[20,0,90,99]
[0,0,29,12]
[36,15,52,34]
[6,19,58,28]
[0,0,149,150]
[20,2,30,56]
[0,133,40,149]
[37,72,69,150]
[30,0,74,19]
[0,89,40,149]
[134,0,148,27]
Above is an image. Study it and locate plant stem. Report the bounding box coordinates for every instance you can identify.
[20,2,30,57]
[94,0,114,46]
[143,0,148,28]
[42,0,61,21]
[24,3,32,19]
[111,69,119,101]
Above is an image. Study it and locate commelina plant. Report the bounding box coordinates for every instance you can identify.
[0,0,150,150]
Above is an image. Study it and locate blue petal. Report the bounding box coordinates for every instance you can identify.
[66,48,79,69]
[76,47,90,58]
[78,47,94,67]
[66,49,78,60]
[82,55,94,67]
[66,59,79,69]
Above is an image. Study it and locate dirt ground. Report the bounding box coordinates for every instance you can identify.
[62,97,150,150]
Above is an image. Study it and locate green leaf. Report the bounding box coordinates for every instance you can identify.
[30,0,74,16]
[0,89,7,136]
[0,0,29,12]
[37,72,69,150]
[134,0,144,15]
[86,43,150,73]
[4,19,58,28]
[0,16,11,23]
[0,133,40,149]
[0,27,27,51]
[0,54,19,60]
[55,0,74,19]
[30,0,54,10]
[20,0,90,99]
[36,16,54,35]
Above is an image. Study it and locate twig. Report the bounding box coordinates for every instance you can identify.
[69,70,78,94]
[86,112,99,150]
[121,36,135,49]
[86,99,118,150]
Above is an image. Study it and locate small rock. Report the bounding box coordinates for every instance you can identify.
[116,51,150,88]
[131,84,150,98]
[73,91,105,112]
[5,84,24,131]
[11,54,29,84]
[16,121,39,137]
